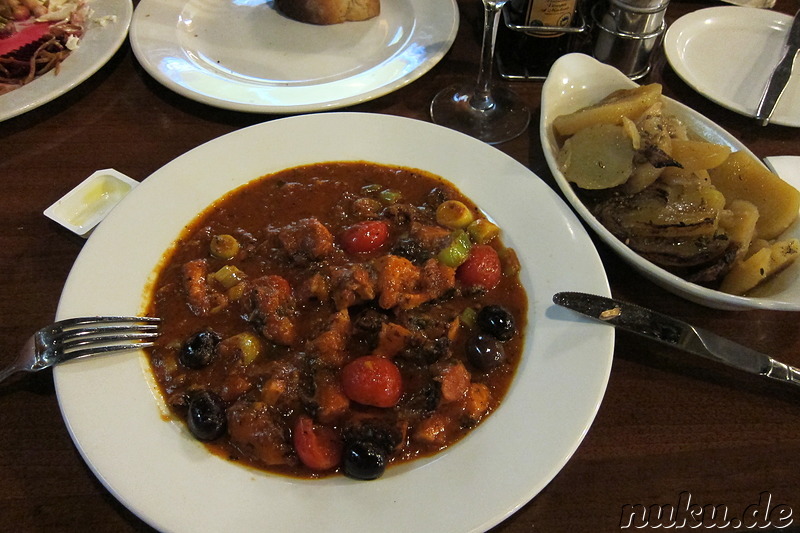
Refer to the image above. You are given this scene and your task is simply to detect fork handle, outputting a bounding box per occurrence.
[0,336,36,384]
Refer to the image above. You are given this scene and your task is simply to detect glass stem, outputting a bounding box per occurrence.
[472,1,504,112]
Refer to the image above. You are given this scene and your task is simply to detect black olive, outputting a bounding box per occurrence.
[342,440,387,480]
[180,329,221,369]
[466,333,507,371]
[476,305,516,341]
[186,390,227,441]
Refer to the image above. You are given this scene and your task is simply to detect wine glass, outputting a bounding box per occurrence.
[430,0,530,144]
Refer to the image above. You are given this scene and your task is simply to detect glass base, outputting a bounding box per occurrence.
[430,83,530,145]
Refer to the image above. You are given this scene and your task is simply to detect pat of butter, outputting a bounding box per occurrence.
[44,169,139,237]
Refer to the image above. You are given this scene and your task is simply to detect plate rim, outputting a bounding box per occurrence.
[53,112,614,533]
[541,53,800,311]
[0,0,133,122]
[128,0,459,113]
[663,6,800,128]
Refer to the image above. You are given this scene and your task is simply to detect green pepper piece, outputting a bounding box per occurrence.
[438,230,472,268]
[379,189,402,205]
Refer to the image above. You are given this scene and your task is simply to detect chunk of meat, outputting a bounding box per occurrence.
[247,275,297,346]
[218,373,253,403]
[410,222,451,251]
[181,259,227,316]
[329,264,377,310]
[374,255,420,309]
[464,382,492,420]
[411,413,449,447]
[308,309,351,367]
[383,203,420,226]
[435,361,471,403]
[418,258,456,299]
[297,271,331,302]
[312,371,351,424]
[373,322,412,358]
[278,217,334,261]
[259,359,303,411]
[374,255,456,310]
[227,401,292,466]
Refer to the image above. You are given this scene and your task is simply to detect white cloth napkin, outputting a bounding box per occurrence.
[765,156,800,188]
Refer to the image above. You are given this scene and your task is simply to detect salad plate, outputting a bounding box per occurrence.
[0,0,132,122]
[54,112,613,532]
[128,0,458,113]
[663,6,800,128]
[541,53,800,311]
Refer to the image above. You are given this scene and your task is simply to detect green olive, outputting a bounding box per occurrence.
[210,234,240,260]
[436,200,474,229]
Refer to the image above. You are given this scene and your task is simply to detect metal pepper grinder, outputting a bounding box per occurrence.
[591,0,669,79]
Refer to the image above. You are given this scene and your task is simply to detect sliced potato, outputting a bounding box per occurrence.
[553,83,663,137]
[718,199,759,261]
[720,238,800,295]
[636,101,673,155]
[621,116,641,149]
[558,123,635,190]
[648,181,725,234]
[660,166,712,188]
[708,151,800,240]
[747,238,771,257]
[665,113,689,141]
[670,139,731,172]
[621,163,663,194]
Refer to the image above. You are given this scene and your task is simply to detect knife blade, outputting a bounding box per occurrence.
[553,291,800,388]
[754,8,800,126]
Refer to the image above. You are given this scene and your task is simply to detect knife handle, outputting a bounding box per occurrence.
[765,358,800,387]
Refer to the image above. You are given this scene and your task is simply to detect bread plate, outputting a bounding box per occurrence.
[540,53,800,311]
[129,0,458,113]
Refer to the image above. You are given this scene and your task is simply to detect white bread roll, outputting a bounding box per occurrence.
[275,0,380,25]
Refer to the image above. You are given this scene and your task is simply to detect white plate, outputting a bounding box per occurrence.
[664,6,800,127]
[128,0,458,113]
[0,0,132,122]
[541,53,800,311]
[54,112,613,533]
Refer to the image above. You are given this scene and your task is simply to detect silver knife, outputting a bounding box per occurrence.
[754,8,800,126]
[553,291,800,388]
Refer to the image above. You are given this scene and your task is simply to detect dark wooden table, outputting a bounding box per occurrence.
[2,0,799,531]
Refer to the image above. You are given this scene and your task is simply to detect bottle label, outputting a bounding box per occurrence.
[526,0,576,37]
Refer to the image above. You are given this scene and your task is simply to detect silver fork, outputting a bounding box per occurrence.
[2,316,161,383]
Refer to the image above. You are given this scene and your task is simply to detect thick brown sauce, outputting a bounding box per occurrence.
[145,162,527,479]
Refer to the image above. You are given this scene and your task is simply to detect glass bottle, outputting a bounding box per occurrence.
[504,0,579,76]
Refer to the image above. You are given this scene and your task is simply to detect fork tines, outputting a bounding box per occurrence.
[52,316,161,357]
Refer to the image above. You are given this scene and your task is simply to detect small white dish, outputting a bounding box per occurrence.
[0,0,133,122]
[663,6,800,127]
[54,112,613,533]
[44,169,139,237]
[128,0,458,113]
[541,53,800,311]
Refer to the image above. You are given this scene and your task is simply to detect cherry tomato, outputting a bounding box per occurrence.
[340,220,389,254]
[293,416,343,471]
[456,244,502,290]
[341,355,403,408]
